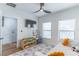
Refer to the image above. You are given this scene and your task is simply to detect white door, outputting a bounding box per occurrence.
[2,17,17,45]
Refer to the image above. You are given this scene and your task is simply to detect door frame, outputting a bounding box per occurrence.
[2,16,18,48]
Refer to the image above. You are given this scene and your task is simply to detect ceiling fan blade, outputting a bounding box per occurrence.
[43,10,51,13]
[33,9,41,13]
[33,3,44,13]
[6,3,16,8]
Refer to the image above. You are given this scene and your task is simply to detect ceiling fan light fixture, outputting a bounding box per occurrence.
[40,9,43,12]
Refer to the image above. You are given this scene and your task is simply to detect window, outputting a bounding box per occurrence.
[58,19,75,40]
[42,22,51,39]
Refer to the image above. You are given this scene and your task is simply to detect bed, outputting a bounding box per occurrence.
[49,43,78,56]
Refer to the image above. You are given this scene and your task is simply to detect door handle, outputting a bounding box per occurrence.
[0,38,4,40]
[12,32,15,33]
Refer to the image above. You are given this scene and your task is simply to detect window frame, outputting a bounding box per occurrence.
[58,19,76,40]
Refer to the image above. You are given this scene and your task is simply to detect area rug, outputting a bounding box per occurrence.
[10,44,54,56]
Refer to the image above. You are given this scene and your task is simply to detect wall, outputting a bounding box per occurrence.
[0,4,37,47]
[38,5,79,45]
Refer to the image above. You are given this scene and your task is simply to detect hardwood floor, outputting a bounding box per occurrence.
[2,42,22,56]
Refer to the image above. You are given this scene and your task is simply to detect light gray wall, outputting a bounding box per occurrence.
[38,5,79,45]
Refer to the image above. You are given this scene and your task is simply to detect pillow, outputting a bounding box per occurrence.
[48,51,64,56]
[62,38,70,46]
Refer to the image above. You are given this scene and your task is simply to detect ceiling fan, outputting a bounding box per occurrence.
[34,3,51,13]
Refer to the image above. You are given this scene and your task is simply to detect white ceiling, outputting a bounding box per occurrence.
[4,3,79,17]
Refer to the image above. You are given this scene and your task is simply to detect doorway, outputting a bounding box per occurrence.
[2,16,17,56]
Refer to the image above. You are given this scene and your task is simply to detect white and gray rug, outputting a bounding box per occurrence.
[10,44,54,56]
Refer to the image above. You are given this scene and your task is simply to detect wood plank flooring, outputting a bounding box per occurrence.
[2,42,22,56]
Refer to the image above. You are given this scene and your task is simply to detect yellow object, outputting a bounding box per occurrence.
[20,37,37,49]
[48,51,64,56]
[62,38,70,46]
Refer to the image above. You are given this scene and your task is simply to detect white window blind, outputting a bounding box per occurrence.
[58,19,75,40]
[42,22,51,39]
[59,20,75,31]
